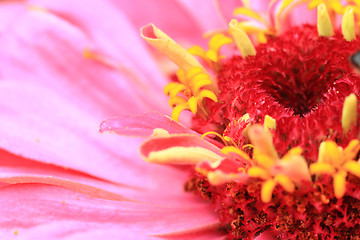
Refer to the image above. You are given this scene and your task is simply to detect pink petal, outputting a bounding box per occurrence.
[0,184,220,238]
[214,0,271,24]
[0,81,184,190]
[0,146,219,205]
[108,0,206,45]
[174,0,225,32]
[0,2,170,116]
[100,112,195,137]
[0,1,26,33]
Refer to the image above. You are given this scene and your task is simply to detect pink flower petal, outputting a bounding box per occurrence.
[0,2,170,116]
[0,147,218,205]
[108,0,206,45]
[0,1,26,33]
[100,112,195,137]
[174,0,225,32]
[0,184,220,238]
[0,81,185,191]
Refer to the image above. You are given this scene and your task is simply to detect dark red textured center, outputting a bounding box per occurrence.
[192,24,360,161]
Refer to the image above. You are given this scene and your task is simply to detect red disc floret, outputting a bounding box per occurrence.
[192,25,360,162]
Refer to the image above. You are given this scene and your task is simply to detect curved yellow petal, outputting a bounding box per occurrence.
[187,96,198,114]
[171,104,188,121]
[309,162,336,175]
[248,166,271,179]
[198,90,218,102]
[208,34,233,52]
[343,161,360,178]
[261,179,276,203]
[333,171,347,199]
[274,174,295,193]
[233,7,267,24]
[187,45,206,58]
[221,146,250,160]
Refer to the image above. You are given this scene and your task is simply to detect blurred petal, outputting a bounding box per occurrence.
[0,81,186,191]
[0,184,220,238]
[100,112,195,137]
[108,0,206,45]
[0,1,170,117]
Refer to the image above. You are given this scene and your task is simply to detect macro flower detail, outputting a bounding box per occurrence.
[104,1,360,239]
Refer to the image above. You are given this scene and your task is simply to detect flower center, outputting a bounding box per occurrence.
[218,25,357,117]
[190,24,360,161]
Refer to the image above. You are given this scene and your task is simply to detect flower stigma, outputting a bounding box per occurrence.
[140,1,360,239]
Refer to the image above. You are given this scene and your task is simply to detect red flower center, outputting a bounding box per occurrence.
[193,25,360,161]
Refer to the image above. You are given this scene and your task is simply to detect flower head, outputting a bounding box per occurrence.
[106,0,360,238]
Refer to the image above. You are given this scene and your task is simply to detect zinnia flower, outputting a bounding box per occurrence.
[2,0,360,239]
[104,0,360,239]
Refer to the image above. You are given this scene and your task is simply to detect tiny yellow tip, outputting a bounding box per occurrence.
[342,6,356,42]
[317,3,334,37]
[342,93,357,133]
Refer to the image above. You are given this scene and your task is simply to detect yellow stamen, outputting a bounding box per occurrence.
[165,67,217,121]
[202,131,227,144]
[273,0,298,31]
[274,174,295,193]
[208,34,233,53]
[343,139,360,160]
[221,146,251,160]
[317,3,334,37]
[233,7,267,24]
[188,33,232,71]
[197,90,218,102]
[254,152,276,169]
[281,147,303,161]
[323,141,342,165]
[248,167,272,179]
[248,125,279,160]
[342,6,356,42]
[342,93,357,133]
[309,162,336,175]
[317,141,327,163]
[264,115,276,131]
[146,146,223,165]
[343,161,360,178]
[229,19,256,57]
[333,170,347,199]
[187,96,198,114]
[168,96,187,107]
[171,104,188,122]
[261,179,276,203]
[141,24,203,71]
